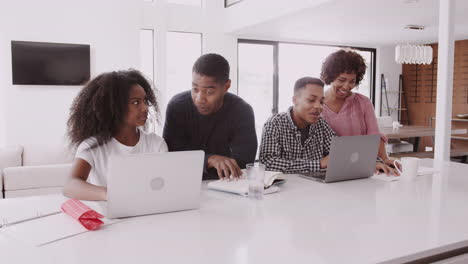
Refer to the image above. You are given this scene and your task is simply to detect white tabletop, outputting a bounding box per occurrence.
[2,159,468,264]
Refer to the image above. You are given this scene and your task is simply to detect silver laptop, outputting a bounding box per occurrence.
[298,135,380,183]
[106,150,204,219]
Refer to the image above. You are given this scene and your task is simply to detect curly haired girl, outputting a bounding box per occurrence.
[63,70,167,201]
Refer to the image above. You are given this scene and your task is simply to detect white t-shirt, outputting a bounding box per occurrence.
[75,130,168,187]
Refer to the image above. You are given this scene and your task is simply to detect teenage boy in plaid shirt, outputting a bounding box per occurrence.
[259,77,336,174]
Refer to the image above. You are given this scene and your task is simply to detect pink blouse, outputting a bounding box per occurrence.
[321,93,387,142]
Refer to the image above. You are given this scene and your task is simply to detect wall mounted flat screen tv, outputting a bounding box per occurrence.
[11,41,90,85]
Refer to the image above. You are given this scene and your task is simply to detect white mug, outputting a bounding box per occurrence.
[394,157,420,181]
[392,121,401,130]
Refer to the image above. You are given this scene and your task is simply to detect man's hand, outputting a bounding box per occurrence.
[207,155,243,179]
[320,156,329,169]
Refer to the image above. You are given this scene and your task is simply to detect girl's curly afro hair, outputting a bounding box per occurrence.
[67,69,159,149]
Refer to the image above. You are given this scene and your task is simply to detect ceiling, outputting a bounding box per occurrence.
[233,0,468,47]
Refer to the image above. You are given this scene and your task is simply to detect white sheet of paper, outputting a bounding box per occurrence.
[0,200,121,247]
[0,195,67,226]
[0,213,120,246]
[371,166,439,182]
[207,179,281,196]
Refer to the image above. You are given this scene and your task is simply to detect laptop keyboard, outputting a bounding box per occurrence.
[303,171,326,180]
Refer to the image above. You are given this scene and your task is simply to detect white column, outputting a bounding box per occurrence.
[434,0,455,165]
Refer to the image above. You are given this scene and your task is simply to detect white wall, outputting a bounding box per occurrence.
[376,46,403,121]
[0,0,239,149]
[0,35,7,147]
[0,0,140,155]
[224,0,330,33]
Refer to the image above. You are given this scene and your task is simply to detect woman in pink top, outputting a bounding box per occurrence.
[320,49,399,175]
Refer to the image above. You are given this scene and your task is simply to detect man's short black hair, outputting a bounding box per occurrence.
[294,77,324,94]
[192,53,230,84]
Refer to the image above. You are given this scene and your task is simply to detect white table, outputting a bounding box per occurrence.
[2,159,468,264]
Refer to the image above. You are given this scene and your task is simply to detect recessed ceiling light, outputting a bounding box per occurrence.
[402,0,419,3]
[405,25,425,30]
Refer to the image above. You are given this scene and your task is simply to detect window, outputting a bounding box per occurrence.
[238,39,376,135]
[139,29,155,83]
[353,49,374,101]
[278,44,338,112]
[166,31,202,101]
[238,42,276,143]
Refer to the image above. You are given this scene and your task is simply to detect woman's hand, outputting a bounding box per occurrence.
[375,162,400,176]
[382,157,402,171]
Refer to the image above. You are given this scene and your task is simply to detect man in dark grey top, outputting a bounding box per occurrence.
[163,53,257,180]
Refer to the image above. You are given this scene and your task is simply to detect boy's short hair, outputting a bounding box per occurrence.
[294,77,324,94]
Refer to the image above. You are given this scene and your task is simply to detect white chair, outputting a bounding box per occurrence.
[376,116,414,154]
[376,116,393,128]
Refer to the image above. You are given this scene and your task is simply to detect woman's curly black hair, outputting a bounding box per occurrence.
[320,49,367,86]
[67,69,159,149]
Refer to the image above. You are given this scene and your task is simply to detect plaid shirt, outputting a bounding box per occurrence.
[259,107,336,174]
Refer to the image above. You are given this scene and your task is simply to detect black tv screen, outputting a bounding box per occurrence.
[11,41,90,85]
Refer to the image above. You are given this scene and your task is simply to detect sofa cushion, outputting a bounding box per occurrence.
[22,144,74,166]
[5,187,64,198]
[3,163,72,191]
[0,146,23,168]
[0,146,24,195]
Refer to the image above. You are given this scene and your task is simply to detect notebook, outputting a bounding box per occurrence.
[207,170,286,196]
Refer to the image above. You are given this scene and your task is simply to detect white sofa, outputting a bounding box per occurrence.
[0,146,23,198]
[0,145,73,198]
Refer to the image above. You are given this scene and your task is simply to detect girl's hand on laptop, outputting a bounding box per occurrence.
[101,187,108,201]
[207,155,243,180]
